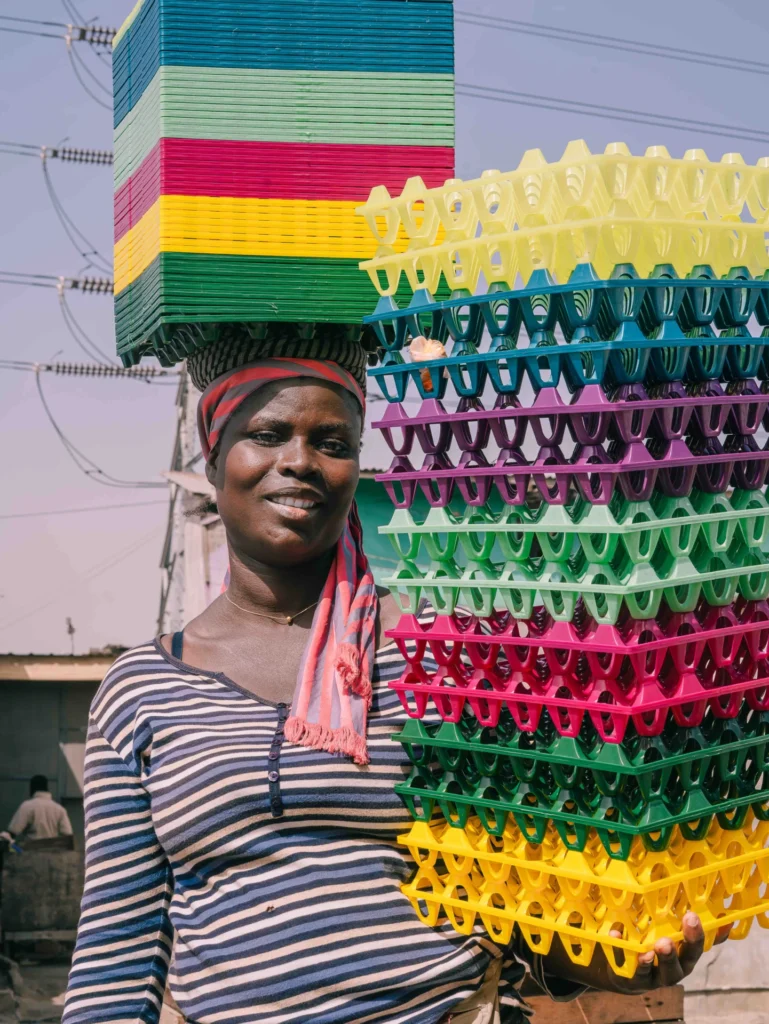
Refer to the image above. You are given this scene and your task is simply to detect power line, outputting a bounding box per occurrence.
[0,141,113,164]
[43,159,113,275]
[0,16,116,46]
[454,11,769,78]
[0,25,64,41]
[66,44,112,109]
[34,368,168,490]
[455,82,769,146]
[57,290,116,364]
[0,271,113,293]
[0,358,179,380]
[0,525,164,635]
[0,499,168,521]
[0,15,69,29]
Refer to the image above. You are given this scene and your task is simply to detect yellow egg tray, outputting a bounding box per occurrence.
[358,215,769,296]
[400,818,769,977]
[114,195,419,294]
[357,141,769,250]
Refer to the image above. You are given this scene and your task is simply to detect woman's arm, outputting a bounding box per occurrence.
[62,718,173,1024]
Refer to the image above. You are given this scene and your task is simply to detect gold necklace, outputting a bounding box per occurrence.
[223,589,319,626]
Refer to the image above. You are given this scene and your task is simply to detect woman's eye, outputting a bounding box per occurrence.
[318,439,352,456]
[249,431,282,444]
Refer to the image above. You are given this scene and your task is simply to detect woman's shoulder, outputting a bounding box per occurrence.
[89,638,186,738]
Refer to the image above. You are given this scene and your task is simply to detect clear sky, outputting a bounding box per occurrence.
[1,0,767,654]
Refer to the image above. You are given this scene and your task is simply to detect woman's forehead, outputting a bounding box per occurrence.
[232,378,362,426]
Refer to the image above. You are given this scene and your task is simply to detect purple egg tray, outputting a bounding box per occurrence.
[374,383,769,454]
[377,436,769,507]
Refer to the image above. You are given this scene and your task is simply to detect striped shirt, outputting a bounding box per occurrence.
[62,633,550,1024]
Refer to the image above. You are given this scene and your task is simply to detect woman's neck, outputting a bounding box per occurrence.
[224,546,333,617]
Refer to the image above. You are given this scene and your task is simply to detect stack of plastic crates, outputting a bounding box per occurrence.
[111,0,455,368]
[358,140,769,976]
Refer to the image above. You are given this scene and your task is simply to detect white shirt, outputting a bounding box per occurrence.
[8,791,73,840]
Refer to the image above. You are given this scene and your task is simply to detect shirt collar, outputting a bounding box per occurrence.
[33,791,53,800]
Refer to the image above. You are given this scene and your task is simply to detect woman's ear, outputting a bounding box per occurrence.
[204,456,218,487]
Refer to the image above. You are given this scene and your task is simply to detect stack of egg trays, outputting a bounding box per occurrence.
[112,0,456,367]
[360,142,769,970]
[398,815,769,978]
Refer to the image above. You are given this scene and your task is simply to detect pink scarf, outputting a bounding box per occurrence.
[198,358,376,765]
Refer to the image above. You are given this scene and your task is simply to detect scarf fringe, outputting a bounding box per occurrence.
[285,715,370,766]
[336,643,373,706]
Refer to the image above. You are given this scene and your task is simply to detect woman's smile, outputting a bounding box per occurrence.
[264,491,325,519]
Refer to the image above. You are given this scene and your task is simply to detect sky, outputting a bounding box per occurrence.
[1,0,768,654]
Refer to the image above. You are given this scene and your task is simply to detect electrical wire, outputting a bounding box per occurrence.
[0,140,113,164]
[0,360,180,389]
[0,271,113,292]
[42,157,112,274]
[454,11,769,78]
[0,25,64,40]
[61,0,87,24]
[34,368,167,489]
[0,499,168,520]
[0,525,165,635]
[455,82,769,146]
[0,357,178,378]
[68,35,111,94]
[0,141,41,159]
[0,15,115,46]
[66,42,112,110]
[0,15,68,29]
[57,289,114,365]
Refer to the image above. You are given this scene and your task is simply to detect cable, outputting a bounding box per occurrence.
[0,15,68,29]
[0,16,116,46]
[60,0,87,24]
[454,11,769,78]
[43,158,112,274]
[455,82,769,146]
[0,272,113,293]
[0,25,63,40]
[0,140,113,164]
[0,358,179,379]
[66,44,112,110]
[0,499,168,520]
[0,525,165,635]
[67,36,111,95]
[57,289,114,365]
[35,368,167,489]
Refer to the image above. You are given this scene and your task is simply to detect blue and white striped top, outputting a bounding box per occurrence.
[61,633,556,1024]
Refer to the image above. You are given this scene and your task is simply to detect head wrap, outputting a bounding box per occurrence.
[198,358,375,766]
[187,324,371,394]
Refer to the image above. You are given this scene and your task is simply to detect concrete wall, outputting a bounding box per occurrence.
[0,679,99,846]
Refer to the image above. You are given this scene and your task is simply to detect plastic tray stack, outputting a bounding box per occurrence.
[359,141,769,972]
[112,0,456,367]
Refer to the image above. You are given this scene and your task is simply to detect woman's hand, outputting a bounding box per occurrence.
[539,913,728,995]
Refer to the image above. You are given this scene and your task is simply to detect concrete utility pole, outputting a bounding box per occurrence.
[157,368,198,635]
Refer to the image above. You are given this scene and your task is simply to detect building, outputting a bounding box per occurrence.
[0,650,122,844]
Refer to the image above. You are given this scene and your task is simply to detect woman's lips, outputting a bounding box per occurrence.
[265,495,323,520]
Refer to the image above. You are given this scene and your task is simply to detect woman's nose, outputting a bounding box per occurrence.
[275,437,316,476]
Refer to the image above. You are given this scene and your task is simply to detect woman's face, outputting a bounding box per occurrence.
[207,379,362,567]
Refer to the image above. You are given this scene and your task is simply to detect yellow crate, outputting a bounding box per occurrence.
[357,140,769,250]
[400,817,769,977]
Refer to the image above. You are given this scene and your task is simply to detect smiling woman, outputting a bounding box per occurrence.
[61,337,710,1024]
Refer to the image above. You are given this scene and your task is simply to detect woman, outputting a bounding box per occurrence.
[62,337,708,1024]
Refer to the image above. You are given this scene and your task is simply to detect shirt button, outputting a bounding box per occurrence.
[268,751,279,761]
[268,770,280,782]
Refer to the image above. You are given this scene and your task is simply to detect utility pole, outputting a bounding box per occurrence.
[158,368,197,634]
[65,617,75,655]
